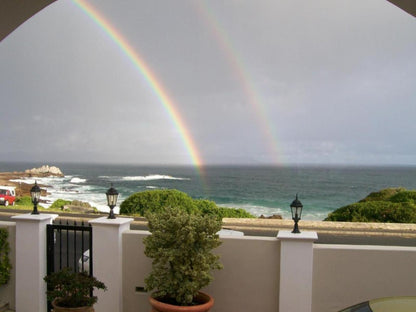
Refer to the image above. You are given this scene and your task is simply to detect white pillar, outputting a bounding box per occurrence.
[11,213,58,312]
[89,217,133,312]
[277,230,318,312]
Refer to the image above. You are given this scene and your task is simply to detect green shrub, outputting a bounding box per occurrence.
[326,201,416,223]
[218,207,255,218]
[120,189,197,216]
[0,228,11,286]
[144,206,222,306]
[120,189,255,218]
[358,188,405,202]
[50,199,72,209]
[389,191,416,204]
[196,199,221,217]
[325,188,416,223]
[44,267,106,308]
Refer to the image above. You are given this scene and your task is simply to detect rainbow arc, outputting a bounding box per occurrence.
[193,1,283,164]
[72,0,203,170]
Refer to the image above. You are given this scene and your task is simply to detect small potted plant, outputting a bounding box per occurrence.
[44,267,107,312]
[144,206,223,312]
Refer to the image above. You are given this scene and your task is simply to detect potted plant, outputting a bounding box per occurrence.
[144,206,223,312]
[44,267,107,312]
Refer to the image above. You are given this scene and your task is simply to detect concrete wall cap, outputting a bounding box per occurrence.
[277,230,318,241]
[11,213,58,221]
[89,216,134,226]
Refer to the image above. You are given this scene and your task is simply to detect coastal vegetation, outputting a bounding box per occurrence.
[0,228,11,285]
[49,199,72,209]
[10,196,47,211]
[120,189,255,218]
[6,190,251,218]
[325,188,416,223]
[11,196,97,214]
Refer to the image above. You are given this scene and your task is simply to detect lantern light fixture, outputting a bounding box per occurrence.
[106,184,119,219]
[290,194,303,234]
[30,181,41,215]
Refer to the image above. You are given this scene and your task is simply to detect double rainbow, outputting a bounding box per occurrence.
[72,0,203,169]
[193,1,283,164]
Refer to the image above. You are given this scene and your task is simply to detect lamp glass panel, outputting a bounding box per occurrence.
[296,206,303,218]
[291,206,303,219]
[30,185,41,202]
[107,193,118,206]
[31,191,40,201]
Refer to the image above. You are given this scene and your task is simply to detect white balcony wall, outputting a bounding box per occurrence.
[3,218,416,312]
[122,230,280,312]
[312,244,416,312]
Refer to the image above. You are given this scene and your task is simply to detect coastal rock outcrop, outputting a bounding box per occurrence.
[0,165,64,197]
[25,165,64,177]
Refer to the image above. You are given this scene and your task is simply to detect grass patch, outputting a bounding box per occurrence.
[5,196,97,214]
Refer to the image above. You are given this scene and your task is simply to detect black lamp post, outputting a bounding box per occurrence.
[106,184,119,219]
[30,181,41,215]
[290,194,303,233]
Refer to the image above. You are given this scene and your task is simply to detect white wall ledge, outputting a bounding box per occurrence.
[277,230,318,241]
[11,213,58,222]
[89,216,134,226]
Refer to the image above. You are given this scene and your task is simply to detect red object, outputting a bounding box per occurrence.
[0,187,15,206]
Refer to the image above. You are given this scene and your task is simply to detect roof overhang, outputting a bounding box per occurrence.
[388,0,416,17]
[0,0,57,42]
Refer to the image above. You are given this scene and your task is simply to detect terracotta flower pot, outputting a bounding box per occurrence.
[149,292,214,312]
[51,299,95,312]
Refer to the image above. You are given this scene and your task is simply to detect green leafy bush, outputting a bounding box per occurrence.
[120,189,197,215]
[0,228,11,286]
[49,199,72,209]
[325,188,416,223]
[120,189,255,218]
[218,207,254,218]
[389,191,416,204]
[144,206,222,306]
[358,188,405,203]
[44,267,106,308]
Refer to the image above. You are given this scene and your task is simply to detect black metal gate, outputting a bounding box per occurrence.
[47,219,93,275]
[46,219,93,310]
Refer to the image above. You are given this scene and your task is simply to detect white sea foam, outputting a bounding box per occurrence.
[9,175,109,212]
[70,177,87,183]
[98,174,189,182]
[122,175,190,181]
[10,178,36,184]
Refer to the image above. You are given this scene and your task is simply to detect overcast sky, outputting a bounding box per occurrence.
[1,0,415,166]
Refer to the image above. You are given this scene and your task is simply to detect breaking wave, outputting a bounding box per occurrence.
[121,175,190,181]
[70,177,86,183]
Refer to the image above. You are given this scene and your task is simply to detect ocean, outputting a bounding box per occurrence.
[1,162,416,221]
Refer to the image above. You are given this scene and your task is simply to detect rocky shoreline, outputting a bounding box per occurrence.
[0,165,63,197]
